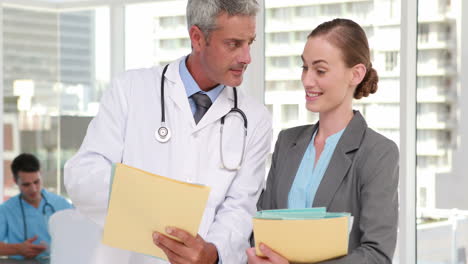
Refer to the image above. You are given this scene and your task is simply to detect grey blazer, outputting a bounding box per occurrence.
[257,111,399,264]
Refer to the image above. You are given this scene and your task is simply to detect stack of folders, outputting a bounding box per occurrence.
[253,208,351,263]
[102,163,211,261]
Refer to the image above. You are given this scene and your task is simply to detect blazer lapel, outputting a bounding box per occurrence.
[312,145,352,207]
[277,124,317,209]
[313,111,367,208]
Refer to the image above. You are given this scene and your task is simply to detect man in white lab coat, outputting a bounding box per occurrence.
[64,0,272,263]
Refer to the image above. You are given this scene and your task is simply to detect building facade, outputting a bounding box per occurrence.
[148,0,458,210]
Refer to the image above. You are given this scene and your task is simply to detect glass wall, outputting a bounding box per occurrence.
[264,0,401,261]
[3,0,468,262]
[265,0,401,146]
[125,0,189,70]
[416,0,468,263]
[2,5,110,200]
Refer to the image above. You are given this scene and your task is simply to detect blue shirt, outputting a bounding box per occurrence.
[0,189,73,259]
[288,128,345,209]
[179,56,225,114]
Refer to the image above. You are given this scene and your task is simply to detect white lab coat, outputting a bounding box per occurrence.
[64,57,272,264]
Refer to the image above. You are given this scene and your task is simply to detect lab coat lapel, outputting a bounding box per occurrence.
[193,87,233,133]
[163,58,234,131]
[164,58,198,127]
[312,111,366,208]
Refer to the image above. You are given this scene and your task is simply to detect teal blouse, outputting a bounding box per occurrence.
[288,128,345,208]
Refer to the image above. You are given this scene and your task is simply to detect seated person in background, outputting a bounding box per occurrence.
[247,18,399,264]
[0,153,73,259]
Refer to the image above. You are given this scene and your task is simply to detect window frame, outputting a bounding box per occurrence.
[399,0,417,263]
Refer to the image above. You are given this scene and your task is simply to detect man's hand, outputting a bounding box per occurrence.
[153,227,218,264]
[246,244,289,264]
[16,235,47,259]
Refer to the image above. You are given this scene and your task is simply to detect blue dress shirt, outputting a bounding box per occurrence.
[180,56,226,264]
[0,189,73,259]
[288,128,345,209]
[179,56,225,114]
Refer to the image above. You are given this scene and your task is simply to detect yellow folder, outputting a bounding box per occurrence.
[253,210,349,263]
[102,163,211,260]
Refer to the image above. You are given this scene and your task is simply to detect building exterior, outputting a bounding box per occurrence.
[148,0,458,211]
[3,8,95,114]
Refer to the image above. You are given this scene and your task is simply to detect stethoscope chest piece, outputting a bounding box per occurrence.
[155,123,171,143]
[154,62,247,169]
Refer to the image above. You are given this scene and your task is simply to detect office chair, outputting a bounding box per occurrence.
[48,208,131,264]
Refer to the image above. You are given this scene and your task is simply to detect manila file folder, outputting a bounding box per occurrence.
[253,209,349,263]
[102,163,211,260]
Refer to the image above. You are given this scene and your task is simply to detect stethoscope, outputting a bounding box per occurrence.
[154,64,248,171]
[19,191,56,241]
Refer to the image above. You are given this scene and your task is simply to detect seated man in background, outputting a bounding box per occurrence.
[0,153,73,259]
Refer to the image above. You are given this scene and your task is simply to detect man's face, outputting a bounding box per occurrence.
[195,13,256,88]
[16,171,42,205]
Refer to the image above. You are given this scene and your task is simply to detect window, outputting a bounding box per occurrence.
[265,104,273,115]
[344,2,371,20]
[281,104,298,123]
[159,16,185,29]
[418,23,430,43]
[417,0,466,263]
[438,24,451,42]
[385,51,399,72]
[306,111,318,124]
[159,38,190,50]
[439,0,451,13]
[294,31,309,43]
[267,8,292,21]
[125,1,189,69]
[419,187,427,208]
[266,80,301,92]
[268,56,290,69]
[320,4,342,17]
[294,6,319,18]
[269,32,290,44]
[439,50,452,68]
[389,0,400,19]
[2,6,110,198]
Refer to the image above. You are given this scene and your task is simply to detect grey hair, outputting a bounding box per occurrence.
[186,0,259,38]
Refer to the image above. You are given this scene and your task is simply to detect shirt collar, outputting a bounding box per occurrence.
[17,189,46,209]
[312,127,346,145]
[179,55,225,102]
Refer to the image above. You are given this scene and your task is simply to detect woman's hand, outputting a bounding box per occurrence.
[246,243,289,264]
